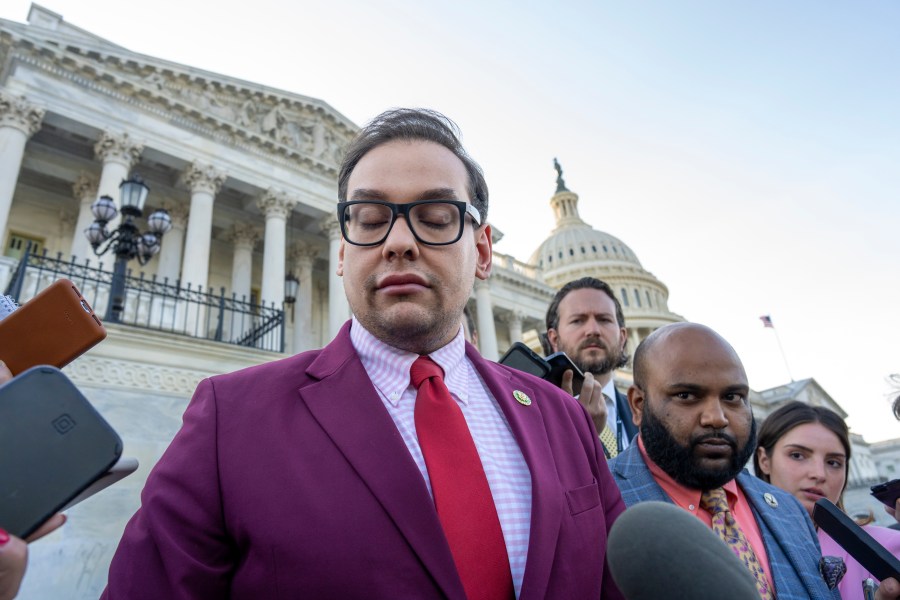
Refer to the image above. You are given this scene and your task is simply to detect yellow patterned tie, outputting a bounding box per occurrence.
[700,488,774,600]
[598,393,618,458]
[598,425,618,458]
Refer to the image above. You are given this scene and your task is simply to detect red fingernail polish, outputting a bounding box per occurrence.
[0,528,9,544]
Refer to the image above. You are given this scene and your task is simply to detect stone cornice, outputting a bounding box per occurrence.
[2,30,355,179]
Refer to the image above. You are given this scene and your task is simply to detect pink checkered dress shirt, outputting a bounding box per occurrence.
[350,318,532,597]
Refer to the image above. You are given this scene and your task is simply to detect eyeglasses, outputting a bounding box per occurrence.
[338,200,482,247]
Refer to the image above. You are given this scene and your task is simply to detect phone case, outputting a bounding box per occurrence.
[870,478,900,508]
[499,342,551,379]
[0,366,122,538]
[545,352,585,389]
[0,279,106,375]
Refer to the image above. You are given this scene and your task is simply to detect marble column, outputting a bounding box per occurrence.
[69,172,99,261]
[93,131,142,231]
[474,279,499,360]
[0,93,44,246]
[179,162,225,291]
[290,242,318,353]
[321,215,348,339]
[226,223,260,302]
[256,189,297,307]
[155,201,189,285]
[503,310,525,345]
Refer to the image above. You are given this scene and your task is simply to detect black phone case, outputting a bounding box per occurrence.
[545,352,585,389]
[870,479,900,508]
[0,366,122,538]
[499,342,551,379]
[812,498,900,582]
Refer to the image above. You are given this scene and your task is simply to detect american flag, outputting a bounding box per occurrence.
[760,315,774,328]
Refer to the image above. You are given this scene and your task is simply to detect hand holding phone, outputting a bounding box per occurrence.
[871,479,900,511]
[499,343,586,389]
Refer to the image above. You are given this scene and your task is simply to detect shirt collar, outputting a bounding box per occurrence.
[637,435,741,512]
[349,317,470,407]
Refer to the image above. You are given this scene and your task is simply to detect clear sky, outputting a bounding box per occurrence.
[4,1,899,442]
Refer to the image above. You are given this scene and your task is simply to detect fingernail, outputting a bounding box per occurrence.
[0,528,9,544]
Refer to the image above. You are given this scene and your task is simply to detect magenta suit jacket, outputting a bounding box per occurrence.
[102,323,625,599]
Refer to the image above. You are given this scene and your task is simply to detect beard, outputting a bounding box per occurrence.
[565,336,625,377]
[640,400,757,490]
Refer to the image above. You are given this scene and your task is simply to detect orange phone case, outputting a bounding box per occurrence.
[0,279,107,375]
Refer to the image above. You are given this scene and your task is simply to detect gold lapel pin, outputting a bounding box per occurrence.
[513,390,531,406]
[763,493,778,508]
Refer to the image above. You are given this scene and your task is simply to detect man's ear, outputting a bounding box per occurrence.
[546,329,560,353]
[627,385,644,427]
[474,224,492,280]
[336,238,345,276]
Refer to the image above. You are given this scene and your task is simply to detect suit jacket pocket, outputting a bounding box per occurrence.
[566,479,600,516]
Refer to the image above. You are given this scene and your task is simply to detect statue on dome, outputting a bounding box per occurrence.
[553,157,568,192]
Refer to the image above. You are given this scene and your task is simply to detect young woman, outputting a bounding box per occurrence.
[755,401,900,599]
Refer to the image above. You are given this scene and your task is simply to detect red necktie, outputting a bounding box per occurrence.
[411,356,514,600]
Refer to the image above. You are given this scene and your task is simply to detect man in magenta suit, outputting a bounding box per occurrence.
[102,109,625,599]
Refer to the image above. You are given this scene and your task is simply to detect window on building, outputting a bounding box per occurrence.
[4,232,44,260]
[569,248,574,256]
[634,289,641,307]
[620,288,629,307]
[646,290,652,307]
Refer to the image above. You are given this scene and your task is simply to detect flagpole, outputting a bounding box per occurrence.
[761,315,795,382]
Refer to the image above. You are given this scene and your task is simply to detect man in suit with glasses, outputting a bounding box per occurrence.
[103,108,625,600]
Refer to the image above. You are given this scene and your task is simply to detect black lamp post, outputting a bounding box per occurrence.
[84,175,172,322]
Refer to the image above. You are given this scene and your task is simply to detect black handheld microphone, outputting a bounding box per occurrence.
[607,501,760,600]
[813,498,900,583]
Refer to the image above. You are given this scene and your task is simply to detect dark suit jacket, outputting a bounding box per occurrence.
[613,387,637,449]
[609,443,839,600]
[102,322,626,599]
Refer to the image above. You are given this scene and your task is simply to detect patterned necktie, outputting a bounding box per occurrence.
[411,356,513,600]
[598,393,618,458]
[700,488,775,600]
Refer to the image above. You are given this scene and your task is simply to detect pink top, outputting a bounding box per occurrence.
[818,523,900,599]
[638,436,775,592]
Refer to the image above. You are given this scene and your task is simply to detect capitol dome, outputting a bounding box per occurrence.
[528,163,683,345]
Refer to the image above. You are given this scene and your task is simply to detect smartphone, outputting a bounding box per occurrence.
[0,278,106,375]
[545,351,585,391]
[0,366,123,538]
[871,478,900,509]
[812,498,900,583]
[59,456,139,512]
[499,342,550,379]
[499,342,585,389]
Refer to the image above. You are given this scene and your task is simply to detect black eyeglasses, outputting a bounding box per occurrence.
[337,200,482,247]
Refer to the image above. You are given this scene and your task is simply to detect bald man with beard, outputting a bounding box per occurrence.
[609,323,839,600]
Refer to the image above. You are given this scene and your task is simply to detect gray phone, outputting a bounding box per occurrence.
[0,366,122,538]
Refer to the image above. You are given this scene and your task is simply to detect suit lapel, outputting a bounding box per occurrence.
[738,473,831,599]
[610,443,673,506]
[299,327,464,600]
[469,349,564,600]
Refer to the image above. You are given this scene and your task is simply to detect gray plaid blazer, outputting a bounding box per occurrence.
[609,442,840,600]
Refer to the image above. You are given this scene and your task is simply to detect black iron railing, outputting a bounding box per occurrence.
[5,246,285,352]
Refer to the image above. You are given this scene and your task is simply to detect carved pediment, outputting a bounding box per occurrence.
[0,18,357,175]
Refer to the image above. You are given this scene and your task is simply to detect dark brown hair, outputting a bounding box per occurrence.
[754,401,851,498]
[337,108,488,223]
